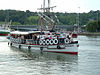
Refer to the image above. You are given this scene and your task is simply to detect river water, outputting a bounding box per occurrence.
[0,36,100,75]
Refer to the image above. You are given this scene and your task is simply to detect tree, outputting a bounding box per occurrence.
[86,20,99,32]
[27,16,39,25]
[0,9,100,25]
[11,22,21,25]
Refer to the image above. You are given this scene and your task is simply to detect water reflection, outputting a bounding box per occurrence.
[10,47,78,75]
[10,47,78,61]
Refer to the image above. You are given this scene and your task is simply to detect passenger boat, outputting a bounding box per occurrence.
[0,29,10,36]
[8,0,79,55]
[0,25,10,36]
[9,30,79,54]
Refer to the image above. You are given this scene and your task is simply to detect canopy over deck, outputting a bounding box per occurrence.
[10,31,41,35]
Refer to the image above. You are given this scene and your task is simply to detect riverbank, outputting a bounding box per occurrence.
[78,32,100,36]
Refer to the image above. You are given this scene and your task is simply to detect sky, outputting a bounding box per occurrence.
[0,0,100,13]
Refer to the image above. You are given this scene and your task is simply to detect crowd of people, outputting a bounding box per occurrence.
[10,31,74,45]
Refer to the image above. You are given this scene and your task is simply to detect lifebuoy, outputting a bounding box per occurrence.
[45,39,50,45]
[49,39,54,45]
[65,38,68,43]
[53,39,58,44]
[43,40,45,45]
[39,40,43,45]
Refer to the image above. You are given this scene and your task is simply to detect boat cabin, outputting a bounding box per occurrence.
[10,30,76,46]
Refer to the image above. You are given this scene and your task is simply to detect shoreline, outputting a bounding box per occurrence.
[78,32,100,36]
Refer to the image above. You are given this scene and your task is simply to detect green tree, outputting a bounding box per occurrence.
[86,20,99,32]
[11,22,21,25]
[27,16,39,25]
[0,9,100,26]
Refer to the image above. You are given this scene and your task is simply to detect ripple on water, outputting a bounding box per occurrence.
[0,36,100,75]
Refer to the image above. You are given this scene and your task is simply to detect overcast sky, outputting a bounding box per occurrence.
[0,0,100,13]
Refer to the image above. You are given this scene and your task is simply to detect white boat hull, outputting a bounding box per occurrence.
[9,42,78,55]
[43,44,78,54]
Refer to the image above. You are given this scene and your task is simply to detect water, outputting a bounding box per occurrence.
[0,36,100,75]
[78,36,100,75]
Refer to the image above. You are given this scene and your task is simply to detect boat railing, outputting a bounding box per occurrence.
[26,39,37,45]
[10,37,72,45]
[10,37,39,45]
[10,37,22,44]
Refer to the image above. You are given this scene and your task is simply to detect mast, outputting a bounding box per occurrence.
[43,0,45,12]
[48,0,50,12]
[38,0,56,31]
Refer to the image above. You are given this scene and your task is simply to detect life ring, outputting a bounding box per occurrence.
[53,39,58,44]
[45,39,50,45]
[42,40,45,45]
[39,40,43,45]
[49,39,54,45]
[65,38,68,43]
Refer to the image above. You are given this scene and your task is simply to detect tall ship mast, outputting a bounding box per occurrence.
[38,0,57,31]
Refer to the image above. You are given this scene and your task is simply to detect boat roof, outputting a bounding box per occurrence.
[10,31,29,35]
[10,31,41,35]
[29,31,41,34]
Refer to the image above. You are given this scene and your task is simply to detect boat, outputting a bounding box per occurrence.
[9,30,79,54]
[8,0,79,55]
[0,24,10,36]
[72,31,78,38]
[0,30,10,36]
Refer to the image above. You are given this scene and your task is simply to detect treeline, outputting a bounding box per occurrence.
[86,20,100,32]
[0,10,100,26]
